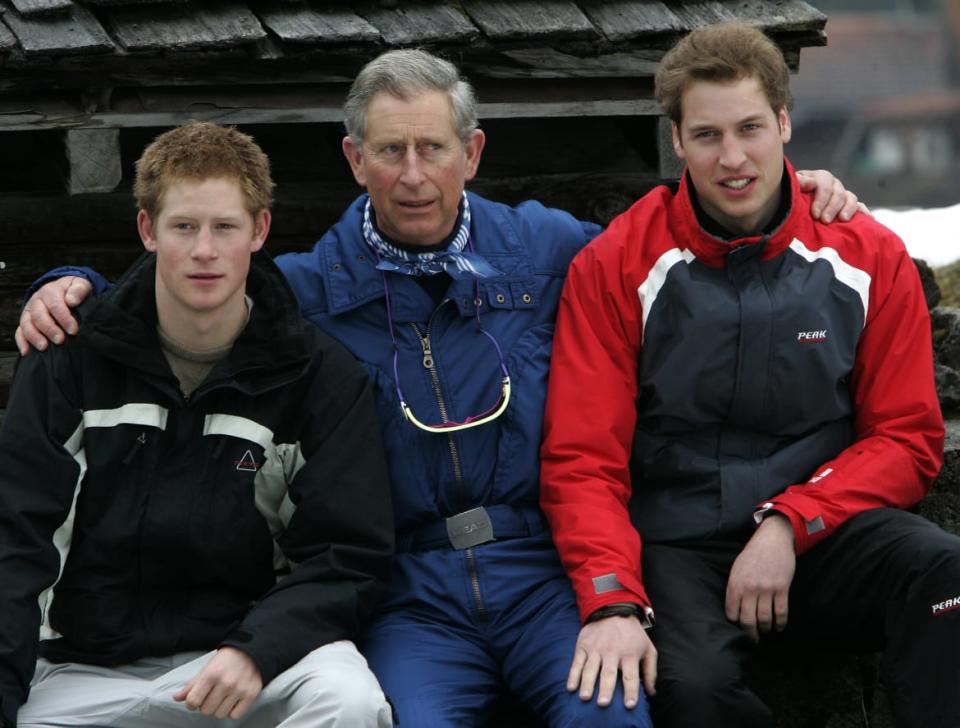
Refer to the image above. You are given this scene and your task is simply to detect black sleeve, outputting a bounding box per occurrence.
[0,347,84,726]
[219,339,393,683]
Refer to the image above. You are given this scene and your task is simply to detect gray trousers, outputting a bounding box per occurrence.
[18,641,392,728]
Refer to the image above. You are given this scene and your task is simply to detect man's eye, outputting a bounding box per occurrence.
[216,223,236,231]
[742,123,761,132]
[380,144,403,155]
[174,223,193,230]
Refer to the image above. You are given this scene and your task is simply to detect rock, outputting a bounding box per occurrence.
[929,308,960,412]
[935,364,960,413]
[915,258,942,309]
[931,307,960,369]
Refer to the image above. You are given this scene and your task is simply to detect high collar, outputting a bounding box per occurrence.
[79,250,311,394]
[673,157,807,268]
[321,192,537,322]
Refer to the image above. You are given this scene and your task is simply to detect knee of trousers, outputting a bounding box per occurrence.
[284,652,393,728]
[653,650,768,726]
[548,693,653,728]
[289,662,391,727]
[903,540,960,610]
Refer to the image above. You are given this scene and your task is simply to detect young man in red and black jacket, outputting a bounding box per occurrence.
[541,22,956,728]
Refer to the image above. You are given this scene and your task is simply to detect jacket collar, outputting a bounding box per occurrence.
[80,250,311,393]
[322,192,537,322]
[673,157,807,268]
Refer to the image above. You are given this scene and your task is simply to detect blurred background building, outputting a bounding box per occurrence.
[790,0,960,208]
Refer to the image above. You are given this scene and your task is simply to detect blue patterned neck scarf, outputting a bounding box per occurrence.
[362,193,500,279]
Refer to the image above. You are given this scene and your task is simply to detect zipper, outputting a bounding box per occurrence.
[409,317,486,618]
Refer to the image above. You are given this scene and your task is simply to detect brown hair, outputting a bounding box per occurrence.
[134,121,274,219]
[655,23,792,125]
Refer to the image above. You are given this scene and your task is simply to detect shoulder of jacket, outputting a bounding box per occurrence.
[468,192,597,269]
[575,185,681,269]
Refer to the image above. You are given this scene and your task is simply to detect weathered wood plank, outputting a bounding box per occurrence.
[257,4,380,44]
[667,1,740,29]
[68,128,122,194]
[667,0,826,33]
[0,17,19,50]
[359,2,478,45]
[581,1,684,42]
[9,0,72,17]
[0,97,662,131]
[462,0,597,42]
[105,4,267,52]
[1,2,114,55]
[723,0,827,32]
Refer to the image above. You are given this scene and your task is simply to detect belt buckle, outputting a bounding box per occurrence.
[446,507,495,550]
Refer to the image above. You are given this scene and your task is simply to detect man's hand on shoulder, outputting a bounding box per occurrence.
[725,513,796,642]
[796,169,870,224]
[173,646,263,720]
[568,610,657,710]
[16,276,92,356]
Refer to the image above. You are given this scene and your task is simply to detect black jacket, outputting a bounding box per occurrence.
[0,251,393,727]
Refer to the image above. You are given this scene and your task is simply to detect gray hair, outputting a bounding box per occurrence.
[343,49,479,145]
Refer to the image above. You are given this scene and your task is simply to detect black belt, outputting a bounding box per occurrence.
[395,505,548,553]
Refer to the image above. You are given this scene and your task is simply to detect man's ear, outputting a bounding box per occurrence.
[778,107,792,144]
[137,210,157,252]
[251,209,270,253]
[463,129,486,182]
[671,121,686,160]
[342,136,367,187]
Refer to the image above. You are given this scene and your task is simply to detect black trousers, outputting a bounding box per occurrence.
[644,508,960,728]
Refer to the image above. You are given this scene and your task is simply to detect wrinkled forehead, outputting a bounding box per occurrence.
[363,89,459,140]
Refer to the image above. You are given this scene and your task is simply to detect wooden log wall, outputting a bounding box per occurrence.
[0,113,664,404]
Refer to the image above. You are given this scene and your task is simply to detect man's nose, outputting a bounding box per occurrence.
[399,147,426,186]
[720,136,747,168]
[192,227,218,258]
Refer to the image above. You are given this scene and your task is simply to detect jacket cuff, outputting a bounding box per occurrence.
[754,499,827,554]
[218,635,281,686]
[575,570,652,624]
[587,602,655,628]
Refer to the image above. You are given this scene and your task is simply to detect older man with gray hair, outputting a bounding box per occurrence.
[17,48,859,727]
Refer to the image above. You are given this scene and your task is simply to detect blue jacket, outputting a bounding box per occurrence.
[46,193,599,549]
[277,193,599,537]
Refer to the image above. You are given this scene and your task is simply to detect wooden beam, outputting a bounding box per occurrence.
[68,128,122,195]
[0,97,664,131]
[492,47,661,78]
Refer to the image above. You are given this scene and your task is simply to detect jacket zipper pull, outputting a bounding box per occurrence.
[419,333,434,369]
[123,432,147,464]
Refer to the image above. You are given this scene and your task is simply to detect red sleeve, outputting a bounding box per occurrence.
[762,228,944,554]
[540,216,651,622]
